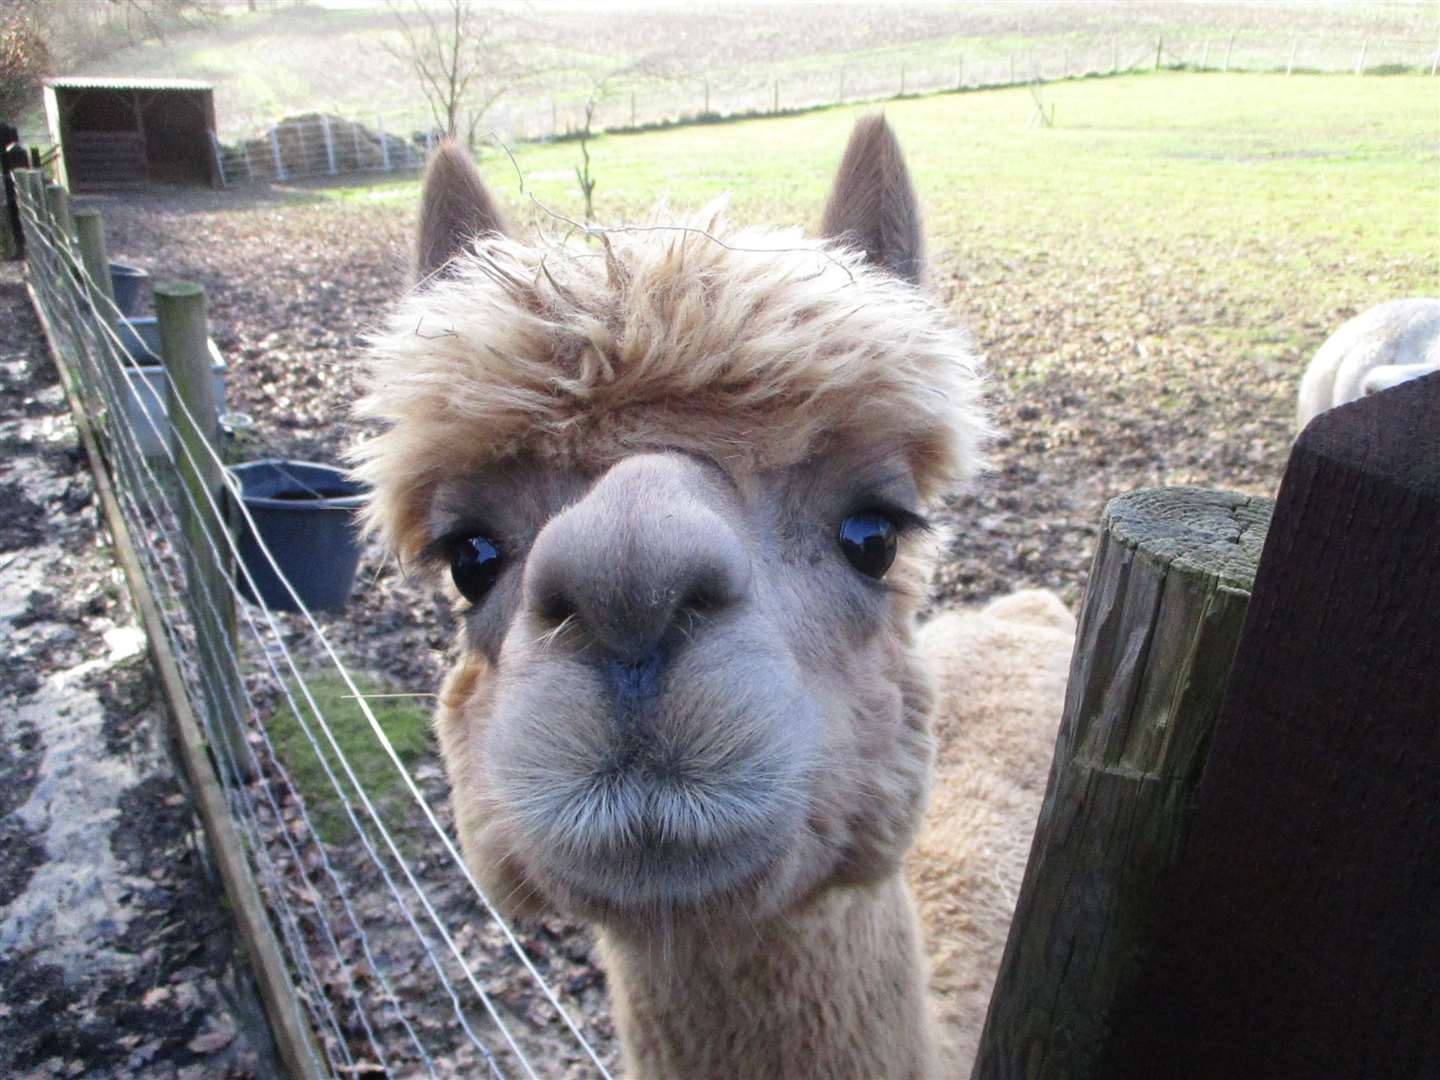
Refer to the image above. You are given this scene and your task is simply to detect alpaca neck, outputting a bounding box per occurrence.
[598,874,936,1080]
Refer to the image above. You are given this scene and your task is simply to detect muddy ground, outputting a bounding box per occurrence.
[0,264,272,1078]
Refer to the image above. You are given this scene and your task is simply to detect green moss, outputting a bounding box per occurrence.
[267,672,434,845]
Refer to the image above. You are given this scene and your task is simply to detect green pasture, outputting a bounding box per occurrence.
[335,71,1439,307]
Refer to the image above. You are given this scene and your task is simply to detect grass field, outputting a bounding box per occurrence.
[338,70,1440,350]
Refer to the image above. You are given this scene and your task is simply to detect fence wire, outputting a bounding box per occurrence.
[14,174,615,1079]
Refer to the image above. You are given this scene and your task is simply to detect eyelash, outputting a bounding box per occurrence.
[855,501,932,536]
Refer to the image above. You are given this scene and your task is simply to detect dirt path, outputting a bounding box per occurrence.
[0,264,272,1079]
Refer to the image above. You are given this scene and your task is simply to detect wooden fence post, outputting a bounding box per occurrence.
[1101,374,1440,1078]
[155,282,246,778]
[957,55,964,89]
[973,487,1272,1079]
[704,78,710,113]
[72,207,115,308]
[377,116,390,170]
[1223,33,1235,72]
[1287,36,1297,74]
[43,182,73,244]
[773,79,779,113]
[1355,39,1368,75]
[1201,40,1209,70]
[1155,36,1163,70]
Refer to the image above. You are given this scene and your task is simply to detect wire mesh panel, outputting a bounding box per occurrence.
[14,174,616,1079]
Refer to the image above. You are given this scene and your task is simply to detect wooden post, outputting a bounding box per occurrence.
[1287,36,1297,74]
[155,281,246,778]
[377,116,390,170]
[1101,374,1440,1078]
[1355,39,1368,75]
[320,114,335,174]
[1155,36,1163,70]
[703,78,710,113]
[72,207,116,308]
[957,55,964,89]
[773,79,779,113]
[43,182,74,244]
[973,487,1273,1080]
[1223,33,1235,73]
[1201,40,1210,70]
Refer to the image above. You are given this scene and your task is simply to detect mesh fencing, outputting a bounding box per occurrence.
[13,172,616,1079]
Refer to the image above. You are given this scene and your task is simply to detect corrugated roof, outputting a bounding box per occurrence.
[46,76,213,92]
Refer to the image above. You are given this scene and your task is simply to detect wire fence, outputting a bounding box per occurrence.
[207,29,1440,187]
[13,171,616,1078]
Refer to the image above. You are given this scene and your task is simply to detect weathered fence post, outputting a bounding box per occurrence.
[1155,36,1163,70]
[1223,32,1235,72]
[72,207,116,308]
[1287,36,1298,74]
[1200,40,1209,70]
[1355,39,1368,75]
[1101,374,1440,1078]
[772,79,779,113]
[377,116,390,170]
[155,282,246,777]
[703,78,710,113]
[43,182,74,245]
[972,487,1272,1079]
[268,124,286,182]
[957,56,964,89]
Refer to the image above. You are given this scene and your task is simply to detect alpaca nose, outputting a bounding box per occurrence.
[524,454,751,662]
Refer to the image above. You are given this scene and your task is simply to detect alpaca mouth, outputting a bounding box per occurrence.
[516,769,797,915]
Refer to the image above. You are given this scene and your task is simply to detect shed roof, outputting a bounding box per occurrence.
[46,76,213,93]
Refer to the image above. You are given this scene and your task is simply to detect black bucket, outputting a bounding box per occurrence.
[229,460,366,613]
[109,261,149,318]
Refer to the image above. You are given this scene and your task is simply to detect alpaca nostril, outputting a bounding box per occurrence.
[538,588,579,630]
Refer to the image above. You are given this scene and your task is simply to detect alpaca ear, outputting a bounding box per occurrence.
[819,115,925,285]
[417,140,512,283]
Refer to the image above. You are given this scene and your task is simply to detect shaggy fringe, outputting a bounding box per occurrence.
[350,211,991,563]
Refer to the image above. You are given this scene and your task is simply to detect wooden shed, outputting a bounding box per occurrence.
[44,77,221,191]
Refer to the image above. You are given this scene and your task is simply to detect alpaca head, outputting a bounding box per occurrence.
[352,118,988,932]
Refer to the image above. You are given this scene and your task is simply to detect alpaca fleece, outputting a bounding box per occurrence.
[351,214,989,565]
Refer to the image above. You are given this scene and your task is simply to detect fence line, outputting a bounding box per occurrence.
[200,29,1440,187]
[14,171,616,1078]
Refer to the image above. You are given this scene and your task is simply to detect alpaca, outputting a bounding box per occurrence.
[352,119,1073,1077]
[1295,297,1440,430]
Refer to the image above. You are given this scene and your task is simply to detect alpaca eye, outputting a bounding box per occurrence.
[450,536,502,601]
[838,513,898,579]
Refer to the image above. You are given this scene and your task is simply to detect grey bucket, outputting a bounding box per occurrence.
[113,317,227,459]
[109,261,149,317]
[229,460,366,613]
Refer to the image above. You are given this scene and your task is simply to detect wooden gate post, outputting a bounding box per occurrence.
[1102,374,1440,1078]
[973,487,1272,1079]
[155,281,247,778]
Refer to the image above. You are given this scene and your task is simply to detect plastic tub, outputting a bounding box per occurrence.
[112,317,227,459]
[108,261,149,317]
[229,460,366,613]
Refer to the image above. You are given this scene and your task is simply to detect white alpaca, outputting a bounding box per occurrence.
[1296,298,1440,430]
[353,121,1073,1078]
